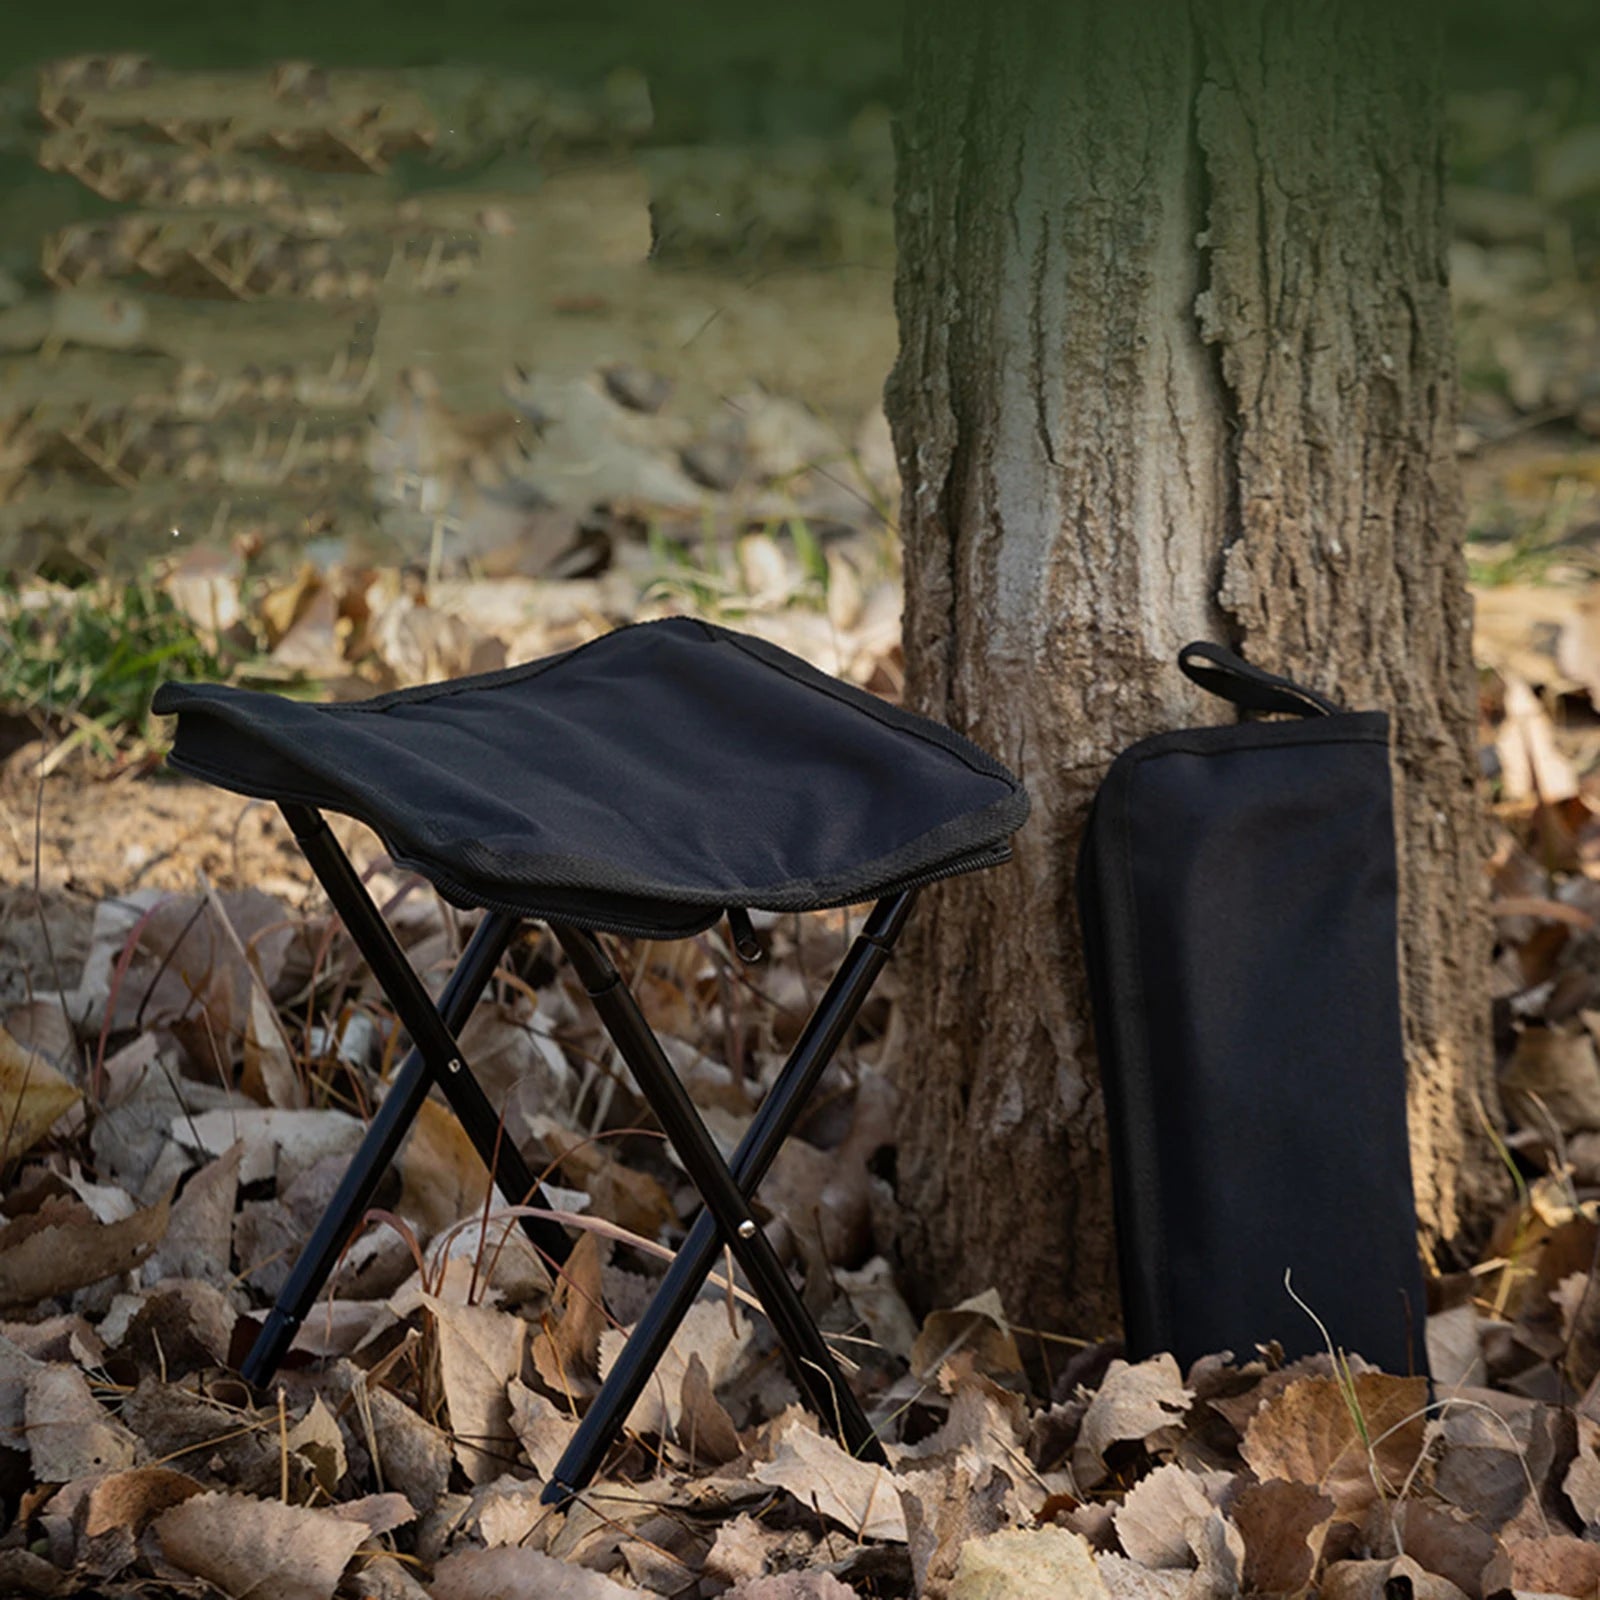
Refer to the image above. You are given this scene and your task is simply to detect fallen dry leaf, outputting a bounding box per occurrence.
[900,1458,1013,1597]
[948,1525,1106,1599]
[727,1576,861,1600]
[286,1395,347,1498]
[328,1492,416,1536]
[1113,1462,1232,1569]
[1558,589,1600,705]
[1481,1532,1600,1596]
[1371,1499,1495,1598]
[118,1377,280,1492]
[26,1364,137,1482]
[398,1097,489,1236]
[0,1549,68,1598]
[1190,1511,1246,1600]
[0,1331,40,1449]
[143,1141,241,1287]
[910,1287,1024,1381]
[172,1105,363,1187]
[1425,1303,1487,1390]
[531,1228,607,1396]
[1567,1414,1600,1529]
[83,1467,204,1537]
[1474,584,1583,691]
[754,1417,907,1542]
[705,1513,782,1588]
[2,1001,76,1074]
[242,979,302,1108]
[152,1491,368,1600]
[350,1554,432,1599]
[106,1278,237,1374]
[467,1478,543,1550]
[90,1035,247,1202]
[1501,1025,1600,1135]
[0,1194,170,1307]
[1320,1554,1471,1600]
[1071,1355,1192,1488]
[424,1293,525,1485]
[1432,1391,1565,1533]
[508,1378,578,1479]
[1239,1373,1428,1519]
[364,1383,453,1513]
[533,1114,676,1239]
[599,1298,751,1437]
[680,1348,743,1467]
[1230,1476,1335,1593]
[898,1363,1026,1467]
[0,1025,80,1162]
[431,1545,640,1599]
[836,1255,919,1361]
[1496,672,1580,802]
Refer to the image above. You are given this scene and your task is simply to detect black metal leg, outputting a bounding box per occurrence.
[544,894,916,1500]
[242,1041,436,1383]
[240,807,570,1388]
[280,805,571,1270]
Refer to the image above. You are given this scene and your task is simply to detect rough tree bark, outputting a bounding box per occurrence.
[885,0,1496,1342]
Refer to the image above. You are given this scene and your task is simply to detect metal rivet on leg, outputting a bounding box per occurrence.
[447,1057,463,1074]
[736,1219,757,1239]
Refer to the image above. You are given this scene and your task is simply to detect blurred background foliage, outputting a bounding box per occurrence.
[0,0,1595,756]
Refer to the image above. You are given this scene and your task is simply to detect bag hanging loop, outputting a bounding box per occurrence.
[1177,641,1344,719]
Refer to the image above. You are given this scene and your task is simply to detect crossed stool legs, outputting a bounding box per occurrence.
[239,802,913,1500]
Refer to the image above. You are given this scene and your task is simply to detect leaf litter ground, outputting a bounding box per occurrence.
[10,588,1600,1600]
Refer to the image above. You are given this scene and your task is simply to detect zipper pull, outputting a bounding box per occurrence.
[726,907,763,963]
[1177,641,1342,719]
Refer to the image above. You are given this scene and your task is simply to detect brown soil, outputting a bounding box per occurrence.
[0,760,386,1008]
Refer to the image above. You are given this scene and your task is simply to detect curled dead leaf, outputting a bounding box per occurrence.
[0,1026,80,1162]
[83,1467,204,1538]
[530,1228,607,1397]
[1113,1462,1232,1570]
[1320,1554,1471,1600]
[911,1287,1023,1381]
[1070,1355,1192,1488]
[680,1348,743,1467]
[0,1194,170,1309]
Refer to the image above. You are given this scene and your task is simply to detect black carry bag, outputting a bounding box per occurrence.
[1076,641,1428,1376]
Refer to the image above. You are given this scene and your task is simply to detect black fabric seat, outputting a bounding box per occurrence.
[152,615,1028,938]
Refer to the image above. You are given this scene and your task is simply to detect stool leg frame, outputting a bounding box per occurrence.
[240,804,571,1387]
[544,892,916,1501]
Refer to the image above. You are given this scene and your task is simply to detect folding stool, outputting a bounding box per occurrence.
[152,615,1028,1499]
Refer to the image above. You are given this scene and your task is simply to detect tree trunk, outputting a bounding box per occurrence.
[885,0,1496,1345]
